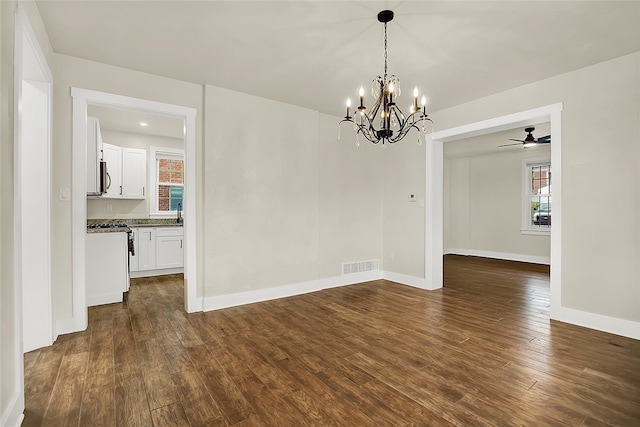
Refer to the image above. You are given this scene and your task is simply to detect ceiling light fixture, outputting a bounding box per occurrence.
[139,121,148,127]
[338,10,433,147]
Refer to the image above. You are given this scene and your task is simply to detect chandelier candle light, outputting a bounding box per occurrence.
[339,10,433,147]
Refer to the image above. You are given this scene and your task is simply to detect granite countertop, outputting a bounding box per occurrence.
[86,227,131,234]
[87,218,183,233]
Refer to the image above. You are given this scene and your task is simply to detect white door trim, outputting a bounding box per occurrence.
[425,103,563,317]
[70,89,199,333]
[10,2,54,425]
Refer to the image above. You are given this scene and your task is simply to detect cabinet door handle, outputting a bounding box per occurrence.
[180,239,183,249]
[149,232,151,241]
[120,185,122,195]
[142,186,145,196]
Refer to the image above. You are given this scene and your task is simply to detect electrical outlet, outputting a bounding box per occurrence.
[106,203,113,212]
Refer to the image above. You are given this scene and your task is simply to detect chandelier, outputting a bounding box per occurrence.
[338,10,433,147]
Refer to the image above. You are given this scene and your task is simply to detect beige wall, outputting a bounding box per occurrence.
[0,0,16,418]
[444,141,551,259]
[87,129,183,219]
[317,112,383,279]
[385,52,640,323]
[382,139,426,278]
[52,53,204,318]
[203,85,383,296]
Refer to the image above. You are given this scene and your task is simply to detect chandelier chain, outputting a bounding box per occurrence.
[383,22,388,81]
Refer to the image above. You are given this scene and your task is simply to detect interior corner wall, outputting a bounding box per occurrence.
[316,113,383,279]
[382,138,427,279]
[202,85,383,298]
[51,53,204,319]
[444,144,551,261]
[407,51,639,323]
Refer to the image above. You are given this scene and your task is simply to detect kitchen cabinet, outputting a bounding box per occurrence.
[156,227,184,269]
[86,116,104,196]
[102,142,122,199]
[86,231,128,306]
[129,226,184,277]
[101,144,146,200]
[137,227,156,271]
[122,148,146,199]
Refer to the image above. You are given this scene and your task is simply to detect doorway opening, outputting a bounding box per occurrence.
[71,89,198,333]
[424,103,562,318]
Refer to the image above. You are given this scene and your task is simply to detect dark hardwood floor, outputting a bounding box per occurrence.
[23,255,640,426]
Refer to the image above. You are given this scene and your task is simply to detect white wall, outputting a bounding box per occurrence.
[0,2,17,422]
[317,113,383,279]
[384,51,640,324]
[86,129,182,219]
[382,139,426,278]
[444,143,551,262]
[203,85,383,297]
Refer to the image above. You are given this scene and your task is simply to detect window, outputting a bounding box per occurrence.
[522,158,551,234]
[150,147,184,216]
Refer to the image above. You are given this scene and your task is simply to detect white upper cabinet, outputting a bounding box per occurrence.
[86,116,103,196]
[122,148,146,199]
[102,142,122,199]
[101,144,146,200]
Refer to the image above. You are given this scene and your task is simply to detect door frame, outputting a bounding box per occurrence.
[70,89,198,332]
[10,3,54,424]
[424,103,563,317]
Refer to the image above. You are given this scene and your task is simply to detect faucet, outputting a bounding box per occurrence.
[177,202,183,224]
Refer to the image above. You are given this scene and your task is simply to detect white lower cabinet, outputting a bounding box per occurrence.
[156,227,184,269]
[86,232,128,306]
[130,226,183,277]
[137,227,156,271]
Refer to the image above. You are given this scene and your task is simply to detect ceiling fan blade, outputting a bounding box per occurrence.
[537,135,551,143]
[497,142,523,148]
[508,138,525,143]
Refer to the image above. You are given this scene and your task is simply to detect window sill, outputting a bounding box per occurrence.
[520,228,551,236]
[150,212,179,219]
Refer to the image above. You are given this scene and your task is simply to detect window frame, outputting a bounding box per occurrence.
[149,146,185,218]
[521,157,551,235]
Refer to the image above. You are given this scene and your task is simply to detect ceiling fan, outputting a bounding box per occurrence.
[498,127,551,148]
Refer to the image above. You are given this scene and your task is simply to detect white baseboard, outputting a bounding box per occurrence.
[445,248,550,265]
[1,390,24,427]
[203,270,383,311]
[382,271,432,290]
[130,267,184,279]
[55,316,85,338]
[87,292,124,307]
[552,306,640,340]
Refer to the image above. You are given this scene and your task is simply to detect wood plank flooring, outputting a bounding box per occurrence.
[23,255,640,426]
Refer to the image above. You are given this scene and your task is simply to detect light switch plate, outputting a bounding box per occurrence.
[59,187,70,201]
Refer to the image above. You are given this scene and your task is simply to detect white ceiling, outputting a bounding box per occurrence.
[444,122,551,158]
[87,105,185,139]
[36,1,640,116]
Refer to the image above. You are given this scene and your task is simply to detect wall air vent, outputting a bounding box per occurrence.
[342,259,380,275]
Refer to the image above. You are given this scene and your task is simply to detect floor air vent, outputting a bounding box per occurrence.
[342,259,379,275]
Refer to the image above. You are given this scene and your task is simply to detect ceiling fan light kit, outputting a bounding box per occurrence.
[498,126,551,148]
[338,10,433,147]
